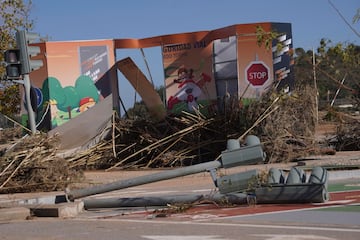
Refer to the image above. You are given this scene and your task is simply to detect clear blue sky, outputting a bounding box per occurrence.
[31,0,359,111]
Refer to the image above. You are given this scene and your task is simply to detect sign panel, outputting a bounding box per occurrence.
[23,40,117,130]
[236,23,274,99]
[245,61,270,87]
[162,41,217,115]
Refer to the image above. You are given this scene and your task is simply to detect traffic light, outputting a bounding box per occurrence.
[4,49,22,79]
[16,30,43,74]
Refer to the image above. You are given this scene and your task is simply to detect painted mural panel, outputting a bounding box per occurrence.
[25,40,116,129]
[236,23,274,100]
[113,22,294,115]
[162,41,217,115]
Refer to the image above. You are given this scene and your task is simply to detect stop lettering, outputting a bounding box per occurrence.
[245,61,270,87]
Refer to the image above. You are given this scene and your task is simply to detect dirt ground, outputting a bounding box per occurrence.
[315,122,337,136]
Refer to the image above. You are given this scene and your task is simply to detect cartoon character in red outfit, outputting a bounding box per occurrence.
[78,97,96,112]
[167,67,211,112]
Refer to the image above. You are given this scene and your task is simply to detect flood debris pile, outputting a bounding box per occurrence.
[0,126,22,145]
[250,86,319,163]
[1,86,355,193]
[0,132,83,194]
[67,112,228,170]
[67,87,320,170]
[326,114,360,151]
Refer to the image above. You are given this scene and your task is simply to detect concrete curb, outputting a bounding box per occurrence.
[0,201,84,221]
[0,207,30,221]
[29,201,84,218]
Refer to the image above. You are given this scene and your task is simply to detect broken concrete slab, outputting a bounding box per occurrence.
[29,201,84,218]
[48,94,113,155]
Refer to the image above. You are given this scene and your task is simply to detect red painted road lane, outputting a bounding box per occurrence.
[330,190,360,202]
[103,190,360,221]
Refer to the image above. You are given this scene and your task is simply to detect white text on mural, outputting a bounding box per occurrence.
[162,41,207,59]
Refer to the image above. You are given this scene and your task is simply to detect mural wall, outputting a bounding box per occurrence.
[162,41,217,115]
[236,23,274,99]
[22,22,294,130]
[24,40,117,130]
[159,22,294,113]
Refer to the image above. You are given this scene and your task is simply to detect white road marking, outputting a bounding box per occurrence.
[142,236,230,240]
[76,218,360,233]
[250,234,336,240]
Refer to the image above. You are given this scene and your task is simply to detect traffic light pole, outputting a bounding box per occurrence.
[66,136,266,201]
[23,74,36,134]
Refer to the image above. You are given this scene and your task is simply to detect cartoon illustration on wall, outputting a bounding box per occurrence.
[162,40,217,116]
[167,67,212,112]
[49,99,59,125]
[41,75,100,128]
[78,97,96,112]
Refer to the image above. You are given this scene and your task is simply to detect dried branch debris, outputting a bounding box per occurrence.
[0,133,83,194]
[250,86,318,163]
[326,114,360,151]
[67,86,321,170]
[2,85,357,194]
[67,113,228,170]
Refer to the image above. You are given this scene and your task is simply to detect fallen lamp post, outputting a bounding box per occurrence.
[66,135,266,201]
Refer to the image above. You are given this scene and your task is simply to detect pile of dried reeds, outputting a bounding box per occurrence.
[250,86,318,163]
[0,86,322,193]
[0,133,83,193]
[327,116,360,151]
[66,86,319,170]
[66,111,229,170]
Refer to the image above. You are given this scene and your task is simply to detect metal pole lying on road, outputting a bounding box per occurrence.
[83,192,248,209]
[67,160,222,201]
[66,135,266,201]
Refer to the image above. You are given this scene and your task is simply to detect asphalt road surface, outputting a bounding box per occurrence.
[0,214,359,240]
[0,173,359,240]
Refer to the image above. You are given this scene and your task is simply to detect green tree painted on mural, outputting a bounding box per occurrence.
[42,77,66,106]
[75,76,99,103]
[62,86,80,117]
[42,76,100,122]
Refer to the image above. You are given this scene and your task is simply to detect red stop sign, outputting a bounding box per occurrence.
[245,61,270,86]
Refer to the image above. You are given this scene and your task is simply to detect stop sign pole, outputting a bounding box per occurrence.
[245,61,270,87]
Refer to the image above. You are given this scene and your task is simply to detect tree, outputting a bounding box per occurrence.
[317,40,360,101]
[0,0,33,76]
[0,83,20,116]
[293,47,314,87]
[294,40,360,109]
[0,0,34,117]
